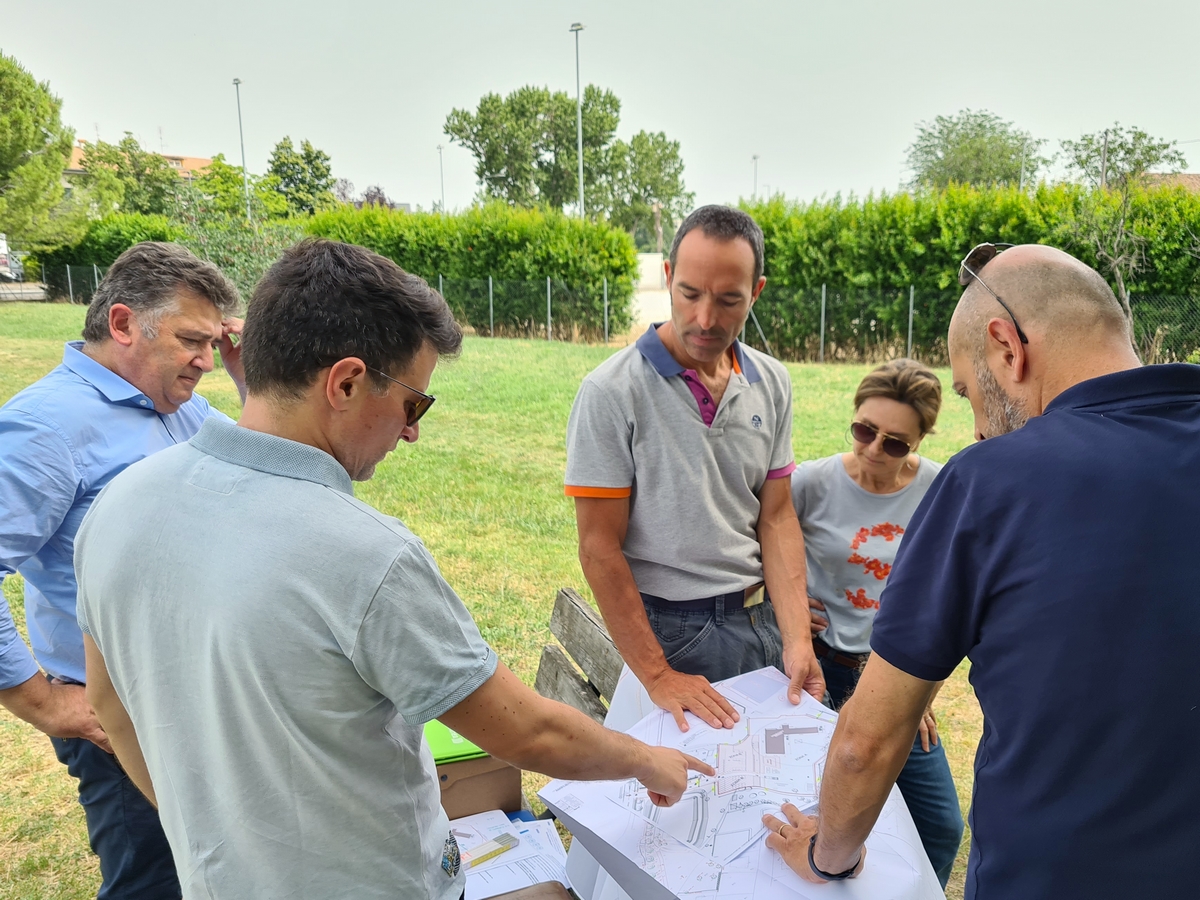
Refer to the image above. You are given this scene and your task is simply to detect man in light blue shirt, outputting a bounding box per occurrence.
[76,238,708,899]
[0,241,242,899]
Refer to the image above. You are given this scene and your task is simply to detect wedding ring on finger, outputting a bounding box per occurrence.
[778,823,790,838]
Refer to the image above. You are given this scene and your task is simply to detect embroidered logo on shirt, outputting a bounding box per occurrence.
[751,414,763,429]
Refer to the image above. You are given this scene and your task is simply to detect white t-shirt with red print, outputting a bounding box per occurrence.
[790,454,942,654]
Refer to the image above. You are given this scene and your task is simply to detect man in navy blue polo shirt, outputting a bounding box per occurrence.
[760,244,1200,897]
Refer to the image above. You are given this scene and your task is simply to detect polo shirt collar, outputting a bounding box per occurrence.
[61,341,156,408]
[190,418,355,496]
[1046,363,1200,414]
[636,324,762,384]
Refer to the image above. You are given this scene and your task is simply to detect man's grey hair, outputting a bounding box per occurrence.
[669,205,766,284]
[82,242,241,342]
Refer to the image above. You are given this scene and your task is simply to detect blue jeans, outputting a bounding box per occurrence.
[643,593,784,682]
[51,735,181,899]
[821,658,963,889]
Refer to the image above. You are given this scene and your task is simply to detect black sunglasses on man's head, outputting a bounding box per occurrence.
[957,242,1028,344]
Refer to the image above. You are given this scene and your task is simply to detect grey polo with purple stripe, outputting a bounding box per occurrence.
[565,325,796,602]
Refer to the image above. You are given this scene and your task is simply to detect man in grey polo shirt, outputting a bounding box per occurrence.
[566,205,822,733]
[75,239,710,899]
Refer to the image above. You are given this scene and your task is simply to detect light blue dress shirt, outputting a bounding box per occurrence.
[0,341,229,688]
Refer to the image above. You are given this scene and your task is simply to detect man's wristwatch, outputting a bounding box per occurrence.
[808,833,861,881]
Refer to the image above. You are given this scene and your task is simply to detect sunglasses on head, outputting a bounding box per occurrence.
[369,368,436,427]
[958,242,1029,344]
[849,421,913,458]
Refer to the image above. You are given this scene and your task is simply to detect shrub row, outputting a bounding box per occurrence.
[306,204,638,336]
[743,184,1200,361]
[34,205,639,338]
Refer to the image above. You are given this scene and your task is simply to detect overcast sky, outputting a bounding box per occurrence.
[5,0,1199,212]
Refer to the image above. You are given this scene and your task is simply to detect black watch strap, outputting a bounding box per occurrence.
[807,833,860,881]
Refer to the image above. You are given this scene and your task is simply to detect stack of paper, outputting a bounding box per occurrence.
[449,809,571,900]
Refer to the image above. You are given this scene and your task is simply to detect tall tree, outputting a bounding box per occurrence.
[192,153,289,219]
[606,131,694,250]
[79,133,179,215]
[267,137,335,215]
[444,84,620,212]
[906,109,1046,191]
[0,53,77,249]
[1061,124,1186,190]
[1058,124,1187,320]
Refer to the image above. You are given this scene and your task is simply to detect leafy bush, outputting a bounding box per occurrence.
[35,214,183,299]
[307,203,637,337]
[743,184,1200,361]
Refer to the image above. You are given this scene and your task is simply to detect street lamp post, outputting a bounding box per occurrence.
[752,154,759,199]
[437,144,445,213]
[570,23,585,218]
[232,78,252,223]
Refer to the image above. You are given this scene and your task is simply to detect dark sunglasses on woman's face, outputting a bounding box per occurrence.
[849,421,912,458]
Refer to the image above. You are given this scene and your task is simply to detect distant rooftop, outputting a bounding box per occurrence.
[65,140,212,178]
[1143,173,1200,193]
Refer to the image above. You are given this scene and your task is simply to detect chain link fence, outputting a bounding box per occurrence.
[22,267,1200,364]
[39,265,110,305]
[742,284,1200,365]
[432,276,633,342]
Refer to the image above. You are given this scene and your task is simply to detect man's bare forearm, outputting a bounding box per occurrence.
[439,664,655,781]
[757,480,812,650]
[812,661,937,873]
[87,684,157,806]
[758,507,812,648]
[83,636,156,805]
[579,541,672,687]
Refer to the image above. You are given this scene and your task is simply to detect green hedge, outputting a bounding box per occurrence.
[35,214,183,299]
[744,184,1200,361]
[306,204,638,337]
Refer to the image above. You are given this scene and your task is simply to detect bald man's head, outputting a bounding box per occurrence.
[948,245,1140,441]
[949,245,1129,359]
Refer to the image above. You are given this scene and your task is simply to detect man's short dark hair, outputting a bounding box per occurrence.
[82,242,241,342]
[668,205,765,284]
[241,238,463,399]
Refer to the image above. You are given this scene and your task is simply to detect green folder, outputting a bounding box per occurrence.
[424,719,488,765]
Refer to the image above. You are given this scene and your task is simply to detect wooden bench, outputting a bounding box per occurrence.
[533,588,623,723]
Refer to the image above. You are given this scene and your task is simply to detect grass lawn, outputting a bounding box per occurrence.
[0,303,982,899]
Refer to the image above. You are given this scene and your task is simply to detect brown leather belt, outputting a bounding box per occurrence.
[813,637,870,670]
[641,582,765,612]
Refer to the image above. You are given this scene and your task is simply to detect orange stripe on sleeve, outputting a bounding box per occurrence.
[564,485,632,499]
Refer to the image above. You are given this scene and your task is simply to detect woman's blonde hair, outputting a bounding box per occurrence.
[853,358,942,436]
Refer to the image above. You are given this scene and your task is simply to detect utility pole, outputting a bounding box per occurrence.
[652,202,663,254]
[232,78,252,223]
[570,23,586,218]
[752,154,759,198]
[1100,129,1109,190]
[437,144,445,212]
[1018,138,1027,191]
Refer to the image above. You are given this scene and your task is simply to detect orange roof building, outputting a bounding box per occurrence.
[65,140,212,179]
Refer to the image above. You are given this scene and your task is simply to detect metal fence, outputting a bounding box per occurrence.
[23,266,1200,364]
[741,284,1200,365]
[40,265,110,305]
[37,268,634,343]
[431,276,631,343]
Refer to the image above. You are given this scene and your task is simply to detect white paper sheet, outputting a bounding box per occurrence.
[541,667,945,900]
[451,811,572,900]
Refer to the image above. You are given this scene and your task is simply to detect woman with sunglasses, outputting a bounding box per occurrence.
[790,358,962,887]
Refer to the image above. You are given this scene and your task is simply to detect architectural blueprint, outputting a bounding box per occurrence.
[540,667,943,899]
